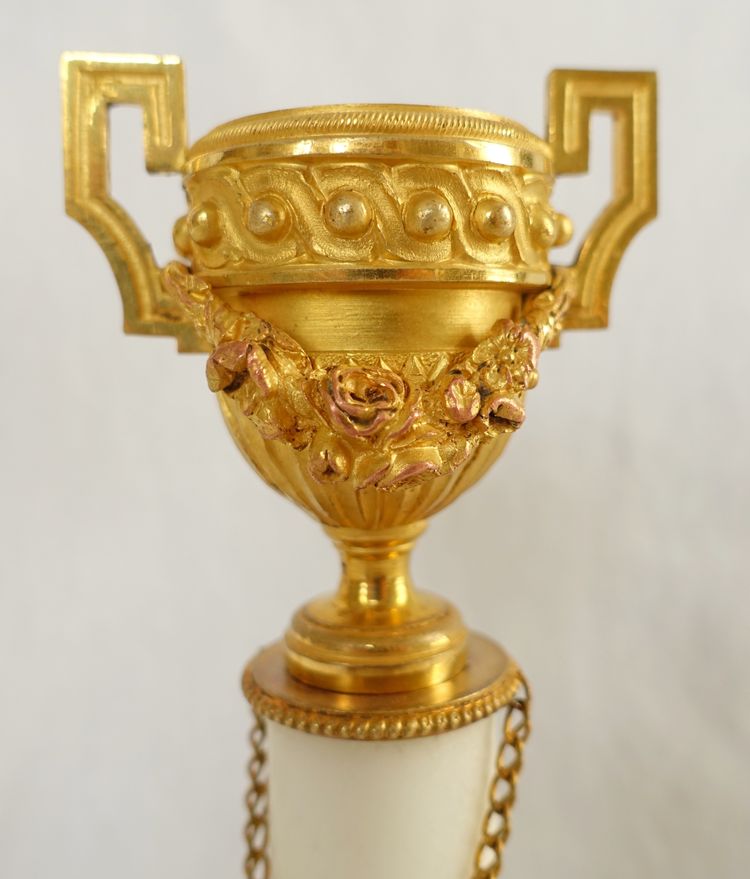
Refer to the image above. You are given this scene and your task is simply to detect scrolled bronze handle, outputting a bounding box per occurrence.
[548,69,657,328]
[61,52,204,351]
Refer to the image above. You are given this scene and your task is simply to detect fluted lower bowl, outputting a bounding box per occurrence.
[220,391,514,529]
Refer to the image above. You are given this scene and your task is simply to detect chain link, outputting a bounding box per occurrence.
[245,711,270,879]
[472,674,531,879]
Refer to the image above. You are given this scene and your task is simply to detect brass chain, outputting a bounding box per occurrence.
[472,674,532,879]
[244,711,270,879]
[244,676,530,879]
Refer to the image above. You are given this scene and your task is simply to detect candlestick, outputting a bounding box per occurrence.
[61,53,656,878]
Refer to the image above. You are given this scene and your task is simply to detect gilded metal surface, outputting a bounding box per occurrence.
[187,104,552,169]
[285,523,469,694]
[165,262,568,498]
[212,286,522,354]
[179,156,566,289]
[62,53,657,697]
[243,634,520,740]
[548,70,657,327]
[164,253,567,691]
[60,53,206,351]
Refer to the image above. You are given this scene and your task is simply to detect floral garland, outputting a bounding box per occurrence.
[163,262,569,491]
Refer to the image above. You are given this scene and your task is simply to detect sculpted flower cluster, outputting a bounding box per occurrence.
[440,319,541,431]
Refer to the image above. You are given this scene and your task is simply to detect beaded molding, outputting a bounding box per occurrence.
[242,660,522,741]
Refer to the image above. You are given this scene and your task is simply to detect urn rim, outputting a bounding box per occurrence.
[186,102,552,173]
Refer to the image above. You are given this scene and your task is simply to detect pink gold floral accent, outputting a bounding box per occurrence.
[323,367,406,438]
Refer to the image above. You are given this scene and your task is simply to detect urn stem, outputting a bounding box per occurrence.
[327,522,426,614]
[284,520,469,693]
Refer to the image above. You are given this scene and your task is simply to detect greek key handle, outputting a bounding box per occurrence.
[61,52,204,351]
[548,69,657,328]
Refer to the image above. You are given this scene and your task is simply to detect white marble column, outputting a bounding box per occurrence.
[267,716,495,879]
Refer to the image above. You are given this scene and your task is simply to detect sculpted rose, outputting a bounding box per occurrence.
[323,366,406,438]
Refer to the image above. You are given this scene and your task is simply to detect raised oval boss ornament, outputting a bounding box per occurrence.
[61,53,657,879]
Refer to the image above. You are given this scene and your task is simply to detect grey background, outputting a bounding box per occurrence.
[1,1,748,877]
